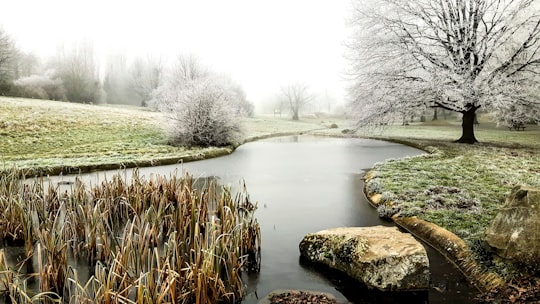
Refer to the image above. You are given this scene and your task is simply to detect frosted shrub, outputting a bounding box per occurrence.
[399,206,422,217]
[152,77,242,147]
[13,72,65,100]
[379,191,395,203]
[150,55,248,147]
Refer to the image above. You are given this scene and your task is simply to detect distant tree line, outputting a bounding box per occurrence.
[0,26,254,116]
[0,28,103,103]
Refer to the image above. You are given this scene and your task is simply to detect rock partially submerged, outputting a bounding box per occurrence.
[299,226,429,291]
[486,186,540,271]
[258,290,340,304]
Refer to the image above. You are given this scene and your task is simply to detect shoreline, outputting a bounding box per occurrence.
[362,176,505,293]
[10,130,325,178]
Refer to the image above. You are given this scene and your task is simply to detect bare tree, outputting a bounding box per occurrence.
[52,40,103,103]
[129,55,163,106]
[0,26,17,94]
[347,0,540,143]
[103,52,142,105]
[13,51,41,79]
[280,83,314,120]
[172,53,209,84]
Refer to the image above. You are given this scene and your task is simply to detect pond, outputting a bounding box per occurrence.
[45,135,478,303]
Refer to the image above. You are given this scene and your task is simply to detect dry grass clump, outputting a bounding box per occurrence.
[0,168,260,303]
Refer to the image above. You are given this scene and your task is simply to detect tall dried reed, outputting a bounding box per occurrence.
[0,168,261,303]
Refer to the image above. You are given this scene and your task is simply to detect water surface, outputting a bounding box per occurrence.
[49,135,477,303]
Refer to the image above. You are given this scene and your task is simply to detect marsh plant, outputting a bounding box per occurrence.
[0,168,261,303]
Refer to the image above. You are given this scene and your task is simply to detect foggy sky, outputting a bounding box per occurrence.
[0,0,351,107]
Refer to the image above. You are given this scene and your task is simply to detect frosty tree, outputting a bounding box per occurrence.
[346,0,540,143]
[150,55,244,147]
[52,40,103,103]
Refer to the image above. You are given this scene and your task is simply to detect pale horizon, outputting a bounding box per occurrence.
[0,0,351,111]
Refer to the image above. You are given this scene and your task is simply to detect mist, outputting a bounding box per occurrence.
[0,0,350,112]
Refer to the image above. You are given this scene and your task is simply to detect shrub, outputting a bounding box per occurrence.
[13,71,65,100]
[365,179,381,195]
[152,77,242,147]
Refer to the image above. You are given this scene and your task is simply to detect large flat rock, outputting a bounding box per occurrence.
[299,226,429,291]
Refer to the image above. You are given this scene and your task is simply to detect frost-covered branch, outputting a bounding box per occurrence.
[346,0,540,133]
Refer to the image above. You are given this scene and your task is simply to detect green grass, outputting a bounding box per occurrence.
[0,97,327,173]
[365,116,540,149]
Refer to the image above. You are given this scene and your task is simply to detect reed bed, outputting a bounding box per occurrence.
[0,168,261,303]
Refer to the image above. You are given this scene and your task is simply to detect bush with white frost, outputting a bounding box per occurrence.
[150,55,249,147]
[151,75,242,147]
[13,70,65,100]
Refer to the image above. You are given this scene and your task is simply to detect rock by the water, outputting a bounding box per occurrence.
[258,290,340,304]
[486,186,540,271]
[299,226,429,291]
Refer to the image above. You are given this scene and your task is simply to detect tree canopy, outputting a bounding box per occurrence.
[346,0,540,143]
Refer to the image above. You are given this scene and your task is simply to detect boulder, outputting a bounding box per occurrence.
[485,186,540,271]
[299,226,429,291]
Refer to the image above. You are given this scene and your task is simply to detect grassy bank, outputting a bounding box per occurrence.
[358,118,540,297]
[0,97,328,174]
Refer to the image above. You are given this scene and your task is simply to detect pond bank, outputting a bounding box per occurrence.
[11,130,325,178]
[359,136,540,303]
[7,117,533,301]
[363,183,504,293]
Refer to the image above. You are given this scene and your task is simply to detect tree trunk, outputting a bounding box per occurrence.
[455,107,478,144]
[292,111,299,121]
[432,108,438,121]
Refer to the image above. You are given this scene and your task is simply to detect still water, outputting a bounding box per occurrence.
[49,135,478,303]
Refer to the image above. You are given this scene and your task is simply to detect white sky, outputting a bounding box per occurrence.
[0,0,351,108]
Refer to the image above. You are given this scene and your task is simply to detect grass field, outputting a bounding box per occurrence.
[0,97,328,173]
